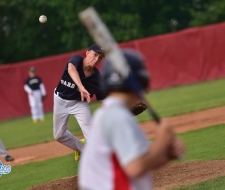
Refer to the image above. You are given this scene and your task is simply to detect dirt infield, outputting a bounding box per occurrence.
[27,160,225,190]
[3,106,225,189]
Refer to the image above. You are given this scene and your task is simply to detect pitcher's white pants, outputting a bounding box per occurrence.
[28,90,44,120]
[0,139,8,158]
[53,93,92,151]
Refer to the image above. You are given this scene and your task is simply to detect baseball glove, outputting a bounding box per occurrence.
[131,102,147,116]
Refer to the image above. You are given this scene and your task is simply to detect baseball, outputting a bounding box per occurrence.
[39,15,47,23]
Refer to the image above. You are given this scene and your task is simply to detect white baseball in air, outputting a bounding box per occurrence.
[39,15,47,23]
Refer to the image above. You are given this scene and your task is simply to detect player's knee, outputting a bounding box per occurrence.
[53,131,63,141]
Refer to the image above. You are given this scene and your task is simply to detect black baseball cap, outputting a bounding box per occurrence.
[88,44,105,57]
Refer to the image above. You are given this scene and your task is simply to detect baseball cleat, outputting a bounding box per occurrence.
[74,150,81,161]
[80,138,86,145]
[5,155,14,162]
[75,139,86,161]
[33,119,38,124]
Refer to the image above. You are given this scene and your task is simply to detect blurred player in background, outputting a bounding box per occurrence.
[24,67,47,124]
[53,44,105,161]
[79,49,186,190]
[0,139,14,162]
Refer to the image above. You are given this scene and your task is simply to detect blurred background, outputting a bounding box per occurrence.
[1,0,225,64]
[1,0,225,121]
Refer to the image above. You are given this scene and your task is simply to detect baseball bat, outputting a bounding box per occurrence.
[78,7,160,124]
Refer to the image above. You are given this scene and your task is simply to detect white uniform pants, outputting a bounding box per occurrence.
[53,93,92,151]
[0,139,8,158]
[28,90,44,120]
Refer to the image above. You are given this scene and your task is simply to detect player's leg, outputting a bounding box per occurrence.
[53,94,83,151]
[0,139,14,161]
[34,91,44,121]
[70,101,92,141]
[28,93,38,123]
[69,101,91,161]
[0,139,8,158]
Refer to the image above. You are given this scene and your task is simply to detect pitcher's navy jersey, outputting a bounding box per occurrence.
[25,76,42,90]
[56,55,105,101]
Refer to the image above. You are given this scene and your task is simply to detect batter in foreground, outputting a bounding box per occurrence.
[79,49,186,190]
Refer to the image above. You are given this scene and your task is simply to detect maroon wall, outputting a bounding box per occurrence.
[1,22,225,120]
[120,22,225,89]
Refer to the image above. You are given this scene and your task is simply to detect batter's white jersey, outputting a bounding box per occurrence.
[79,97,152,190]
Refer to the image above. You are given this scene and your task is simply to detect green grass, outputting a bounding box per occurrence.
[0,113,83,149]
[170,124,225,190]
[173,176,225,190]
[140,78,225,121]
[1,78,225,149]
[0,154,78,190]
[0,124,224,189]
[178,124,225,161]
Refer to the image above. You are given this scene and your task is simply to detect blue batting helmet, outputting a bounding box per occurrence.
[101,49,150,94]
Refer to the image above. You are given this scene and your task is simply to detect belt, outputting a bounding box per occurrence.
[55,90,62,98]
[54,90,77,101]
[55,90,86,101]
[55,90,68,100]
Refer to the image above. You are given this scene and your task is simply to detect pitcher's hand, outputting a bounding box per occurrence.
[79,86,90,103]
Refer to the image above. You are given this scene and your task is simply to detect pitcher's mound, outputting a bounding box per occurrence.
[27,160,225,190]
[27,176,78,190]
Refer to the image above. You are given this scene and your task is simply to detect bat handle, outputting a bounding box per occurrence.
[141,93,161,124]
[145,102,161,124]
